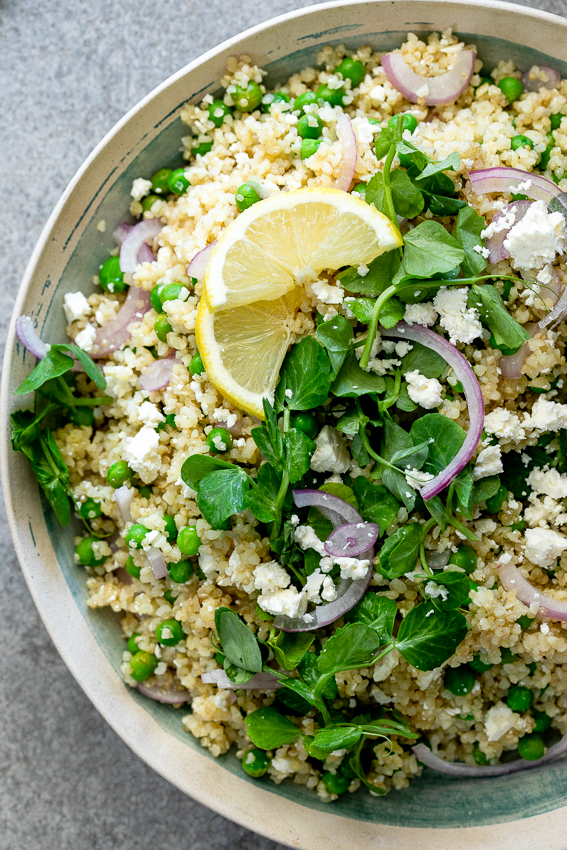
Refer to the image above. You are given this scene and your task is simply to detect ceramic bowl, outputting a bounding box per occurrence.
[4,1,567,846]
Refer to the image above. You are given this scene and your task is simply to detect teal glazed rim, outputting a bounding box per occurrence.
[3,3,567,847]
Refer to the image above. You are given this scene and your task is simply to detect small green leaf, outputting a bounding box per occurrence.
[468,285,531,352]
[378,296,405,329]
[15,349,75,395]
[268,631,315,672]
[318,623,382,676]
[52,343,106,389]
[375,127,396,159]
[181,454,238,489]
[284,429,316,484]
[274,336,332,411]
[378,523,423,579]
[351,477,399,536]
[319,481,357,508]
[246,463,281,522]
[414,152,460,183]
[401,341,447,379]
[395,603,468,671]
[197,468,250,528]
[331,351,385,397]
[245,706,300,749]
[453,205,487,277]
[344,593,397,640]
[402,221,465,279]
[214,607,263,672]
[313,725,362,752]
[473,475,501,504]
[366,168,425,219]
[338,251,400,297]
[426,571,472,611]
[316,315,353,380]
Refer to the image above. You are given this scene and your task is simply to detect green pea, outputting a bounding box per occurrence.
[155,618,184,646]
[141,194,161,212]
[150,168,173,195]
[235,183,262,212]
[242,748,270,777]
[99,256,128,294]
[192,140,213,157]
[351,183,367,199]
[291,412,318,440]
[511,134,534,152]
[476,76,492,89]
[297,113,323,140]
[517,733,545,761]
[532,709,552,733]
[190,352,205,375]
[154,313,172,343]
[162,514,177,543]
[167,168,190,196]
[500,647,517,664]
[303,735,328,760]
[107,460,135,489]
[262,91,290,113]
[124,523,149,550]
[150,282,166,312]
[232,81,263,112]
[444,665,475,696]
[125,556,141,579]
[388,113,418,134]
[507,685,533,712]
[79,498,101,520]
[208,99,232,127]
[498,76,524,102]
[70,407,95,427]
[316,83,344,106]
[137,485,152,499]
[321,771,350,795]
[163,589,178,605]
[469,655,493,674]
[486,483,508,514]
[539,131,555,170]
[160,282,185,303]
[207,427,233,454]
[177,526,201,557]
[75,535,106,567]
[334,57,366,88]
[127,632,141,653]
[129,650,158,682]
[293,91,318,113]
[517,614,533,629]
[301,138,323,159]
[472,742,489,764]
[550,112,564,130]
[448,545,478,575]
[167,559,193,583]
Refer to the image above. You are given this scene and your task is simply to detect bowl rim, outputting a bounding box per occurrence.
[4,0,567,846]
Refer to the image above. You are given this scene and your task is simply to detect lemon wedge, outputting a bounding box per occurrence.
[203,186,402,311]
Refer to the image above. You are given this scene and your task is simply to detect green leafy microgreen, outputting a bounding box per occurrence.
[316,315,353,379]
[468,285,531,353]
[338,251,400,296]
[196,468,250,528]
[344,594,397,640]
[351,477,399,537]
[425,571,472,611]
[331,351,386,397]
[274,336,331,412]
[395,603,468,670]
[472,475,501,504]
[378,523,423,579]
[400,341,447,379]
[366,168,425,219]
[399,221,465,279]
[214,607,263,672]
[267,630,315,672]
[453,205,487,277]
[181,454,239,489]
[245,706,300,749]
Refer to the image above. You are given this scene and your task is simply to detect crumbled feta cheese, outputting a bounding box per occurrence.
[485,703,518,741]
[405,468,435,490]
[528,396,567,432]
[305,570,325,602]
[482,207,517,240]
[74,323,97,352]
[404,302,438,326]
[212,434,229,451]
[124,426,161,483]
[253,561,290,593]
[321,576,337,601]
[405,370,443,409]
[212,408,238,429]
[130,177,153,201]
[394,341,412,357]
[295,525,326,556]
[433,287,483,345]
[473,244,490,259]
[540,623,550,635]
[483,408,526,444]
[416,83,430,98]
[357,263,369,277]
[311,279,344,304]
[473,445,504,480]
[425,581,449,601]
[257,587,308,618]
[63,291,91,323]
[528,467,567,500]
[525,527,567,568]
[138,401,165,428]
[285,388,293,399]
[335,557,371,580]
[310,425,350,474]
[503,200,566,270]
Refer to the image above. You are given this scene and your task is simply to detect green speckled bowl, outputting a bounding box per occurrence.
[3,1,567,846]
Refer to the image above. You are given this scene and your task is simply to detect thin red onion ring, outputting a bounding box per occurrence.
[522,66,561,93]
[187,241,217,281]
[114,485,133,525]
[201,670,280,690]
[273,490,374,633]
[469,167,567,217]
[137,242,154,264]
[120,219,162,274]
[484,200,531,264]
[334,111,357,192]
[15,315,50,359]
[136,683,191,703]
[381,323,484,500]
[382,50,475,106]
[139,350,177,392]
[498,561,567,622]
[324,522,379,557]
[413,739,567,777]
[91,286,151,358]
[147,547,167,580]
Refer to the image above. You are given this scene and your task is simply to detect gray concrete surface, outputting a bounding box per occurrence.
[0,0,565,847]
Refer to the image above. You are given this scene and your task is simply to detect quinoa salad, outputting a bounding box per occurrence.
[12,29,567,801]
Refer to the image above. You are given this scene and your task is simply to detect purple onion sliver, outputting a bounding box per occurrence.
[469,167,567,215]
[201,670,281,690]
[147,547,168,580]
[413,738,567,777]
[521,65,561,93]
[381,50,475,106]
[498,322,539,380]
[92,285,151,358]
[187,241,216,281]
[334,111,357,192]
[15,315,50,360]
[292,489,362,525]
[324,522,380,557]
[498,561,567,622]
[114,485,133,526]
[137,242,154,264]
[120,219,162,274]
[139,353,177,392]
[381,323,484,501]
[136,683,191,704]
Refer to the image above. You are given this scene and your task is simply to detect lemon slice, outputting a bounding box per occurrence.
[203,186,402,311]
[195,291,299,418]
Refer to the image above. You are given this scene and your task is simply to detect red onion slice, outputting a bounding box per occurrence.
[92,285,151,358]
[187,241,217,281]
[498,562,567,622]
[114,485,133,525]
[201,670,280,690]
[147,547,167,580]
[274,490,374,633]
[498,322,539,379]
[469,168,567,217]
[137,242,154,264]
[484,200,531,264]
[120,219,162,274]
[334,111,357,192]
[113,222,132,245]
[382,50,475,106]
[521,66,561,92]
[324,522,379,557]
[15,315,50,359]
[139,351,177,392]
[413,739,567,777]
[136,683,191,704]
[382,323,484,500]
[539,275,567,330]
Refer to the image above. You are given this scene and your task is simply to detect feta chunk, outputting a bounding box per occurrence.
[311,279,344,304]
[405,370,443,409]
[473,445,504,480]
[74,323,96,352]
[257,587,308,619]
[485,703,518,741]
[525,527,567,568]
[310,425,350,474]
[503,200,566,270]
[433,287,483,345]
[253,561,290,594]
[294,525,326,556]
[528,467,567,500]
[130,177,153,201]
[483,408,526,444]
[405,468,435,490]
[124,426,161,483]
[63,291,91,323]
[137,401,165,428]
[528,396,567,432]
[404,301,438,326]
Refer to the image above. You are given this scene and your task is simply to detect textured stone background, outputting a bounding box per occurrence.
[0,0,565,846]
